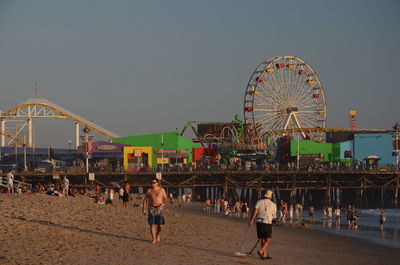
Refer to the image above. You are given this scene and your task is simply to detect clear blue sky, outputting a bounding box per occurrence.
[0,0,399,147]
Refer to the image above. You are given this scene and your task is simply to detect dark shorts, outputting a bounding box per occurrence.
[148,206,165,225]
[148,213,165,225]
[256,222,272,239]
[309,212,314,217]
[123,192,129,202]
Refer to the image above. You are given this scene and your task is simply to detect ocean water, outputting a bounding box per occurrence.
[299,208,400,249]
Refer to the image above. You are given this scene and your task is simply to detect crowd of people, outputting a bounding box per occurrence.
[203,198,249,219]
[1,169,389,234]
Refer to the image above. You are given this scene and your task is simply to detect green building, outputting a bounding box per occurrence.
[290,139,341,162]
[112,132,200,167]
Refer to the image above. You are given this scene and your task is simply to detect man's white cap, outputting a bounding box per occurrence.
[264,190,273,198]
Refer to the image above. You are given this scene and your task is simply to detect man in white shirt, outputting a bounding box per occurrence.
[7,169,14,193]
[62,175,69,198]
[249,190,277,260]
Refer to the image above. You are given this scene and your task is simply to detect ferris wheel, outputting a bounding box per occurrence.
[244,56,327,142]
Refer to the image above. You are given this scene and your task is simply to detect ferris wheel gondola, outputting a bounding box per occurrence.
[244,56,327,142]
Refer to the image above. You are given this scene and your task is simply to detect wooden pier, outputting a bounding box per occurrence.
[9,170,400,208]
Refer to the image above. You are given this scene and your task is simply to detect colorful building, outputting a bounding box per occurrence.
[113,132,200,169]
[290,139,341,162]
[353,133,395,167]
[289,133,396,167]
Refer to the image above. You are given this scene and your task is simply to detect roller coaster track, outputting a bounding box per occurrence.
[194,127,389,144]
[1,98,120,140]
[265,127,388,136]
[0,130,30,147]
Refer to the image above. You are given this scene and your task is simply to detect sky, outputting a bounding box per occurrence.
[0,0,399,147]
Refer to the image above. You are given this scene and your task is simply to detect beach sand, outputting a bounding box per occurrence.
[1,194,399,265]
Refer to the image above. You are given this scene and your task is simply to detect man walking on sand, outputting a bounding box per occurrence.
[249,190,277,260]
[62,175,69,198]
[7,169,14,193]
[123,182,130,207]
[143,178,167,243]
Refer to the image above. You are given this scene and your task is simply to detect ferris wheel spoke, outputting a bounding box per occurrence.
[255,113,283,125]
[267,118,284,132]
[293,78,311,104]
[265,68,286,103]
[254,96,278,107]
[256,90,283,108]
[271,116,289,131]
[245,56,326,141]
[299,110,320,113]
[258,112,286,128]
[298,100,317,108]
[292,69,311,100]
[298,99,317,109]
[253,109,280,113]
[256,85,281,104]
[298,115,319,128]
[297,91,315,106]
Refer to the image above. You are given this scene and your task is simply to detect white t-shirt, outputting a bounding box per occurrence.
[255,199,277,224]
[334,208,341,216]
[63,178,69,189]
[7,172,14,184]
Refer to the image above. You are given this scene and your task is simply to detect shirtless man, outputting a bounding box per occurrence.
[123,182,130,207]
[143,178,167,243]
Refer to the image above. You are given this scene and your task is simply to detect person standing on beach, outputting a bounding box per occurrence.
[248,190,277,260]
[143,178,167,243]
[62,176,69,198]
[119,186,124,200]
[204,199,211,213]
[123,182,130,207]
[346,205,353,228]
[379,211,386,232]
[327,206,333,219]
[334,206,341,227]
[308,206,315,223]
[6,169,14,193]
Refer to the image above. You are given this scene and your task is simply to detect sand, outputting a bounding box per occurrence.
[1,194,399,265]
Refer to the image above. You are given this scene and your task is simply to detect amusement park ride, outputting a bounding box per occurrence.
[184,56,389,158]
[0,98,120,148]
[0,55,394,155]
[244,56,327,142]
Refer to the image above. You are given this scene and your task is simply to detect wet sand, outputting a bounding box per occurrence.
[1,194,399,265]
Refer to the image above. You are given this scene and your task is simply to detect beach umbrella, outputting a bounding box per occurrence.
[109,181,120,188]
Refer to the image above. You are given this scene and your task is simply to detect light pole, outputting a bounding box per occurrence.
[348,110,357,129]
[296,133,300,170]
[23,136,27,172]
[161,133,164,172]
[83,127,90,173]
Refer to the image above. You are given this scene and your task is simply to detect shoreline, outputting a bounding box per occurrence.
[1,194,399,265]
[173,202,400,250]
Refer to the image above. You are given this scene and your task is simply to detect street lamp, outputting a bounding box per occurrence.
[83,127,91,173]
[161,133,164,172]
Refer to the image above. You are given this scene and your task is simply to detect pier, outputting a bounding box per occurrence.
[10,169,400,208]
